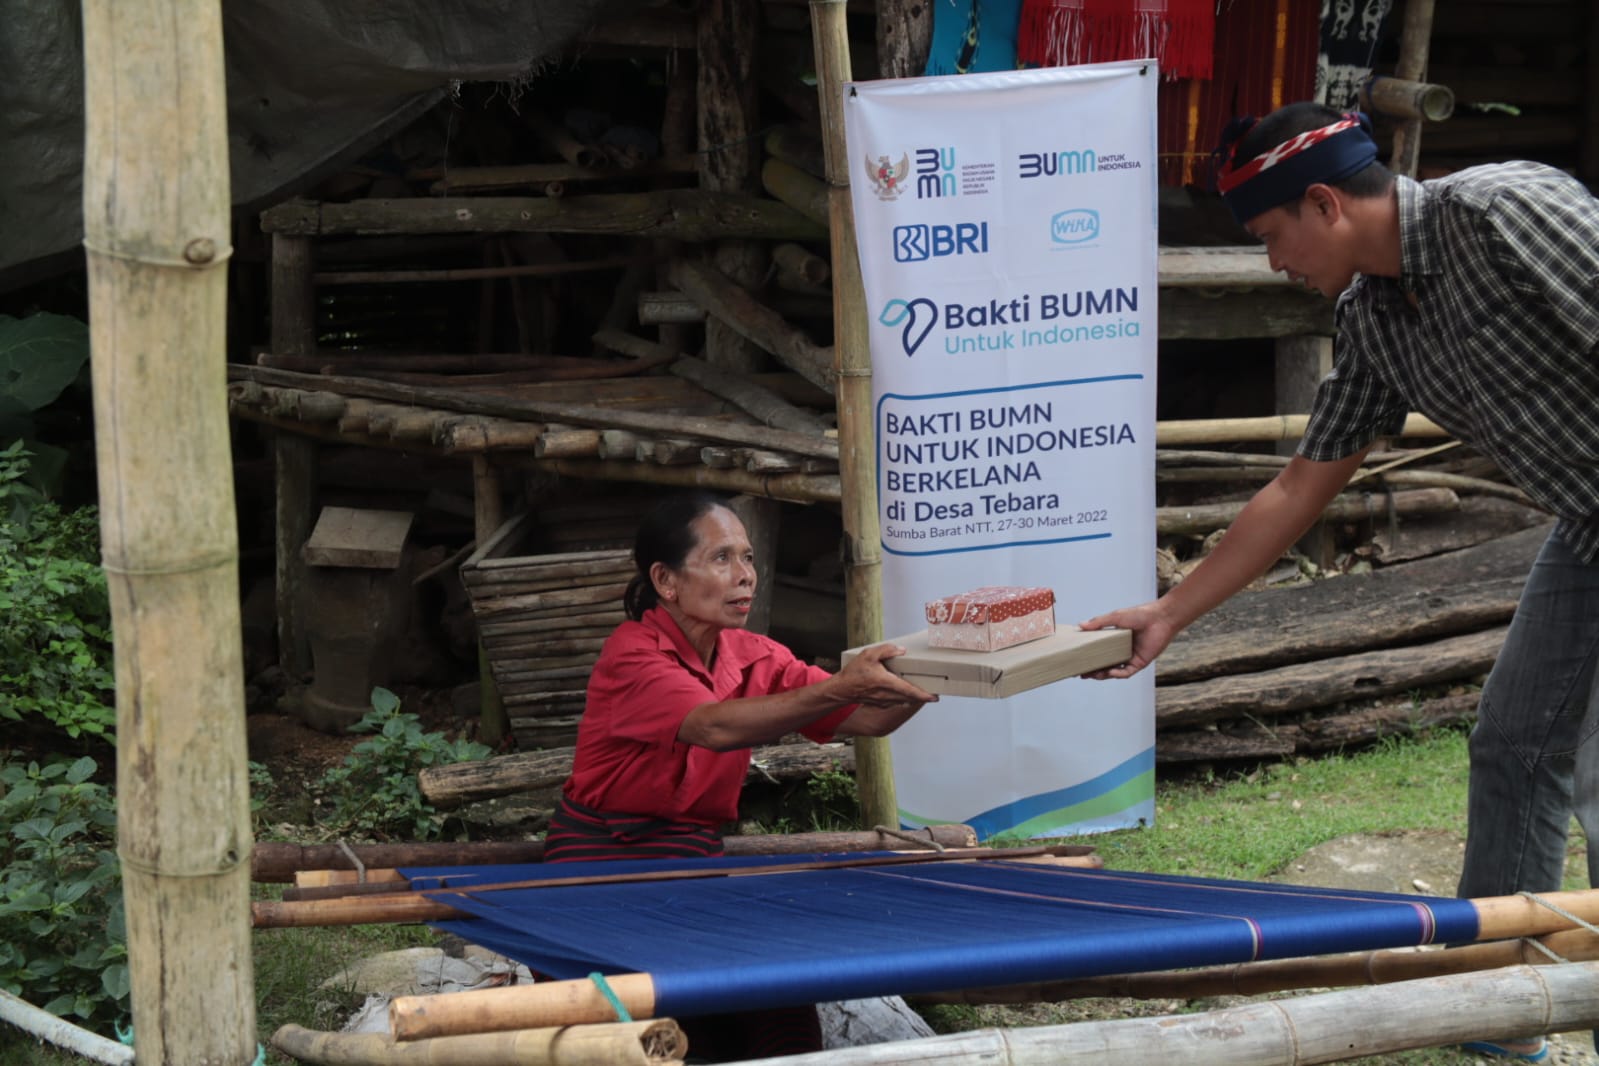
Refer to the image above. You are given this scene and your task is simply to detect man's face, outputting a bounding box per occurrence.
[1245,196,1356,299]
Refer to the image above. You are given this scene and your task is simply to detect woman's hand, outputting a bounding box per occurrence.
[829,643,938,706]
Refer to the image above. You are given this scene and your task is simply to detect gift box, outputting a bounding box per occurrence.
[924,586,1056,652]
[841,625,1130,699]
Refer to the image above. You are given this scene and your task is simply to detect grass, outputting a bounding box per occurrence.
[2,725,1591,1064]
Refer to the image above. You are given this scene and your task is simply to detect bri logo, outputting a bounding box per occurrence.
[879,297,938,357]
[1050,209,1100,245]
[892,222,991,262]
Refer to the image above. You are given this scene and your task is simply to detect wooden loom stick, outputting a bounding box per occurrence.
[387,890,1599,1041]
[252,846,1073,928]
[272,1017,686,1066]
[912,926,1599,1005]
[281,845,1100,903]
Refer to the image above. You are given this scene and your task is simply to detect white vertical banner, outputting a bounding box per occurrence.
[843,61,1158,840]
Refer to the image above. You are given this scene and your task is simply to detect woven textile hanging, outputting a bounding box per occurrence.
[1017,0,1216,80]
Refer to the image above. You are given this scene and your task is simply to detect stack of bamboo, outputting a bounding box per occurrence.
[460,512,629,748]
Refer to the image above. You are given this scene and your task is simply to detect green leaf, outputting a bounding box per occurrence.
[0,313,90,415]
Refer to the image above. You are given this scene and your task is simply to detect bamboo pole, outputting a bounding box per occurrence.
[1388,0,1438,177]
[271,1018,688,1066]
[810,0,896,832]
[231,365,838,460]
[731,963,1599,1065]
[1156,412,1445,445]
[915,927,1599,1005]
[81,3,255,1065]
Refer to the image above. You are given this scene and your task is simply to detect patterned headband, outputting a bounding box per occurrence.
[1216,113,1379,224]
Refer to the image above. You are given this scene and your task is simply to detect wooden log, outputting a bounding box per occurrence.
[271,1018,688,1066]
[763,125,828,181]
[1156,626,1507,729]
[591,327,679,368]
[470,583,629,617]
[1156,486,1459,537]
[772,241,830,288]
[1159,287,1334,340]
[877,0,934,83]
[1361,76,1455,122]
[1155,413,1445,445]
[83,4,255,1062]
[312,254,649,286]
[1155,691,1480,764]
[533,425,604,458]
[526,457,843,504]
[232,365,839,460]
[670,355,829,434]
[645,438,706,464]
[1159,524,1546,682]
[761,156,832,226]
[482,638,607,659]
[419,739,858,808]
[418,158,699,194]
[436,417,549,454]
[598,429,646,459]
[258,191,827,242]
[464,559,632,587]
[667,258,834,391]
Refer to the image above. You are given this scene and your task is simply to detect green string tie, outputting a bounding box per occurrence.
[588,971,633,1022]
[117,1021,265,1065]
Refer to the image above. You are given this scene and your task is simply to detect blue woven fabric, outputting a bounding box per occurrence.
[402,855,1479,1018]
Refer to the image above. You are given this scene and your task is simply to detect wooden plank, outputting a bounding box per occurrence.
[301,506,413,569]
[1158,523,1551,684]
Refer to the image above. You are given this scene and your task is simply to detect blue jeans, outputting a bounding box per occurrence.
[1458,530,1599,901]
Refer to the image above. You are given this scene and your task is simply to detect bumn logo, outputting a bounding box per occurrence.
[1050,209,1100,245]
[879,297,938,356]
[1018,148,1097,179]
[893,222,990,262]
[915,147,957,199]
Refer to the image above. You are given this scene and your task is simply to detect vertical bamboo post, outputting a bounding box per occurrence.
[81,2,257,1064]
[270,235,317,682]
[1387,0,1437,177]
[811,0,896,828]
[697,0,768,375]
[472,456,510,746]
[876,0,934,80]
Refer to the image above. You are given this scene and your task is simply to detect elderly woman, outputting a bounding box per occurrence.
[546,490,936,863]
[543,492,936,1061]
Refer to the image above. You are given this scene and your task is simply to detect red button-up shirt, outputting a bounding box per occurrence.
[563,606,856,826]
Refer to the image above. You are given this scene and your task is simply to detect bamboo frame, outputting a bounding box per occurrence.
[811,0,897,830]
[271,1018,688,1066]
[81,2,255,1063]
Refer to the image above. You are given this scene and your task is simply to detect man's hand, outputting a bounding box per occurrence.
[1078,602,1178,679]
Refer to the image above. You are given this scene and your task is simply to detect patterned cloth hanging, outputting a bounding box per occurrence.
[1017,0,1216,80]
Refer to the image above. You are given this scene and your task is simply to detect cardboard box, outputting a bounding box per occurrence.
[924,586,1055,652]
[840,626,1132,699]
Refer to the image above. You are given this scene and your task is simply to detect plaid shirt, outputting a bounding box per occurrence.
[1299,162,1599,560]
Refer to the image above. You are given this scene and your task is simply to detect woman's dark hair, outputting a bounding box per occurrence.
[623,491,729,620]
[1233,101,1394,206]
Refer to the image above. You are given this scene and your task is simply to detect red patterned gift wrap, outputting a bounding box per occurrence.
[923,586,1056,652]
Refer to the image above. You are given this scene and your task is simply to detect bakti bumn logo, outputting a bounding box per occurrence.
[864,152,911,201]
[879,297,938,356]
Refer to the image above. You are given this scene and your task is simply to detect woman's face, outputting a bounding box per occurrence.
[654,507,757,634]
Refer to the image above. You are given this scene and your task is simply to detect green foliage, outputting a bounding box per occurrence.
[803,763,859,829]
[0,313,91,496]
[311,688,491,841]
[0,755,127,1031]
[0,442,115,742]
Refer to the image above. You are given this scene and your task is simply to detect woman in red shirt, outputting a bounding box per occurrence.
[544,491,936,1061]
[548,491,936,862]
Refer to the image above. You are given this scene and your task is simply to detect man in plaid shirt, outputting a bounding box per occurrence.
[1083,101,1599,1061]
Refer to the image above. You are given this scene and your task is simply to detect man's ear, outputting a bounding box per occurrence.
[1304,183,1342,223]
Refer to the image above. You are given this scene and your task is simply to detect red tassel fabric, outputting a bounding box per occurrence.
[1018,0,1215,80]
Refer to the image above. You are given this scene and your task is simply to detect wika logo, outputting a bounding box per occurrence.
[1018,147,1097,180]
[879,297,938,356]
[1050,209,1100,245]
[893,222,990,262]
[864,152,911,201]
